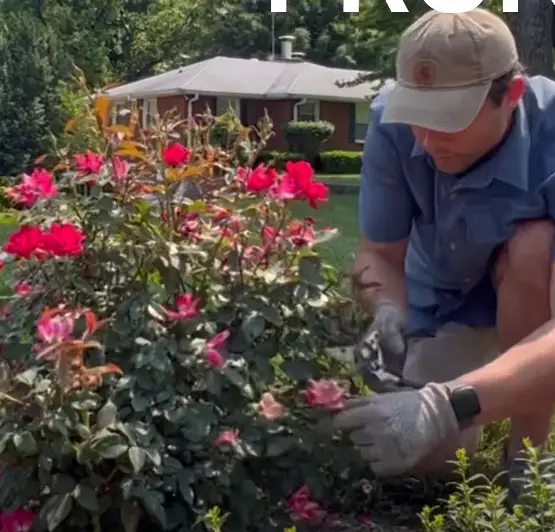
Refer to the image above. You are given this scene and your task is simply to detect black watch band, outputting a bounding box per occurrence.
[448,385,481,430]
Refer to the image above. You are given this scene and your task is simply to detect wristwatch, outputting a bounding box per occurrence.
[448,385,481,430]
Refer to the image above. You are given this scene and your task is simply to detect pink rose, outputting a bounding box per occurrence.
[257,392,284,420]
[303,379,345,411]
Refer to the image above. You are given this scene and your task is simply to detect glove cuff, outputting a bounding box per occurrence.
[420,382,460,441]
[374,298,400,313]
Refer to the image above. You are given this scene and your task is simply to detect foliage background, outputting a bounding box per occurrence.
[0,0,525,178]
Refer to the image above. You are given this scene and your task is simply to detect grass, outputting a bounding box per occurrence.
[316,173,360,185]
[316,173,359,179]
[290,193,359,273]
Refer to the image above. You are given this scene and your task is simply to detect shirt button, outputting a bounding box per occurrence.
[464,277,471,284]
[449,242,457,251]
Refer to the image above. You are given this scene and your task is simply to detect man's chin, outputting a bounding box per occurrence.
[433,157,468,174]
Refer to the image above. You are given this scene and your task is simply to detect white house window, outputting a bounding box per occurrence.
[354,101,370,143]
[142,98,158,128]
[294,100,319,122]
[215,97,240,117]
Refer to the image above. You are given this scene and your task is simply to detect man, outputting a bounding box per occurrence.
[332,7,555,496]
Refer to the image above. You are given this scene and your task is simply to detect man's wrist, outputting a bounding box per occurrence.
[445,381,482,430]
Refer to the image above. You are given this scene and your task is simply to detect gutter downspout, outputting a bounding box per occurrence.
[292,97,307,121]
[187,93,200,146]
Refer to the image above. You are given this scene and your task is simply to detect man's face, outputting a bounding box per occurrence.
[410,76,525,174]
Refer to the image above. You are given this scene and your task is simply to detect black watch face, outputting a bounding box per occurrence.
[451,386,481,423]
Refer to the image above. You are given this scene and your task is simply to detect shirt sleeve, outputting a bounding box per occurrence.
[359,97,416,243]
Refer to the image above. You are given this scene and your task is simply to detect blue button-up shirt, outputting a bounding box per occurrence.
[360,75,555,333]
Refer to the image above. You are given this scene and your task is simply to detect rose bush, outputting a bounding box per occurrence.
[0,94,377,531]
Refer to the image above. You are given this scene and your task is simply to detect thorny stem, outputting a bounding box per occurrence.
[199,231,227,295]
[251,201,288,279]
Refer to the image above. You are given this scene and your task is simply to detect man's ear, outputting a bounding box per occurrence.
[506,75,525,105]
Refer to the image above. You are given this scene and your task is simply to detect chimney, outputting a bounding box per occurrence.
[278,35,295,60]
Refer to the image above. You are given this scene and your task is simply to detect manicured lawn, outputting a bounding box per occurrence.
[316,173,360,185]
[316,174,360,181]
[290,193,359,273]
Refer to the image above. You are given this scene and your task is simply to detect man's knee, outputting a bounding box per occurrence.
[403,324,497,385]
[494,220,555,288]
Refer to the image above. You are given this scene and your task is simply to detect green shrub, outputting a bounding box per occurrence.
[0,176,15,210]
[256,150,308,170]
[319,151,362,175]
[419,440,555,531]
[0,91,378,531]
[210,111,242,148]
[283,121,335,159]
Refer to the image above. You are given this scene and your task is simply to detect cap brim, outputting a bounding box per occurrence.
[381,82,491,133]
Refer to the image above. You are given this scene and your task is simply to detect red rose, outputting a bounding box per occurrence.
[244,165,277,192]
[74,150,104,174]
[162,143,191,166]
[3,224,44,259]
[41,222,85,257]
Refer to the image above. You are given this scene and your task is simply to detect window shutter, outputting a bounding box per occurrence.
[348,103,355,143]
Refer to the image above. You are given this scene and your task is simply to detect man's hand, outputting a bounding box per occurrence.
[331,383,459,476]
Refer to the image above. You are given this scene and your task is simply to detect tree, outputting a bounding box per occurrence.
[0,12,63,175]
[506,0,554,77]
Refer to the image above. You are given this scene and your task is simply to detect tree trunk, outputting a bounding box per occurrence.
[505,0,554,78]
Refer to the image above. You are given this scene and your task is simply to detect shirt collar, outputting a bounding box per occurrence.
[409,101,530,191]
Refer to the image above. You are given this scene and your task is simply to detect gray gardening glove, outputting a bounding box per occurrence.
[356,299,407,373]
[332,382,459,476]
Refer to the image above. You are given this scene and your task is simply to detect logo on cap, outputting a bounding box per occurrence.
[412,60,436,87]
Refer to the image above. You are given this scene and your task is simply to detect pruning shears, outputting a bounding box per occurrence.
[353,328,428,393]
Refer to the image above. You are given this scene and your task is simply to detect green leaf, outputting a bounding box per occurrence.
[40,493,73,531]
[99,444,128,459]
[96,400,117,429]
[221,367,254,399]
[298,256,324,284]
[266,436,298,457]
[12,431,37,456]
[121,499,141,532]
[73,277,95,294]
[129,446,146,474]
[162,455,182,474]
[259,303,283,327]
[140,490,167,528]
[131,393,151,412]
[177,470,195,506]
[74,482,99,512]
[90,430,128,459]
[52,474,76,494]
[282,359,314,380]
[241,311,265,343]
[14,368,38,387]
[147,303,166,322]
[313,227,339,244]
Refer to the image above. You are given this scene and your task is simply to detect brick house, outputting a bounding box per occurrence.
[106,36,385,152]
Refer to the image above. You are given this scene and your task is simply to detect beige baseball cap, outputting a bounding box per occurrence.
[382,8,519,133]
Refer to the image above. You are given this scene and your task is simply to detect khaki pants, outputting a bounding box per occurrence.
[404,322,499,454]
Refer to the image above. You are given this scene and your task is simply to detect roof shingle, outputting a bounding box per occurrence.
[106,56,386,102]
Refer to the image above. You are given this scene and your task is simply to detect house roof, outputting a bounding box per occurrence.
[106,56,386,103]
